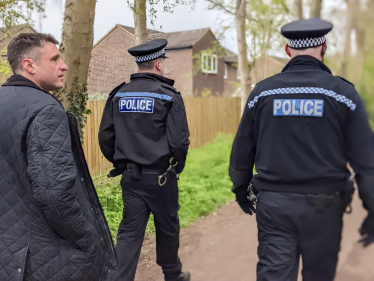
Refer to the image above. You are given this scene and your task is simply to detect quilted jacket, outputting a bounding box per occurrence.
[0,75,117,281]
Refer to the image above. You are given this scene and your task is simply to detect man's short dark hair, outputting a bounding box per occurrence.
[136,57,165,71]
[7,33,59,74]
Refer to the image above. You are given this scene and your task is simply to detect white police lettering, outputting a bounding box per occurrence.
[282,100,291,115]
[273,99,324,117]
[146,100,152,111]
[119,97,154,113]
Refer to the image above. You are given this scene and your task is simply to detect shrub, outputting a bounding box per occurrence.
[94,133,235,239]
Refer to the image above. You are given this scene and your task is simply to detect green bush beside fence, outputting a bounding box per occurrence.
[94,133,235,239]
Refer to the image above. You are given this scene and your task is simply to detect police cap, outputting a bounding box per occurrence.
[128,39,168,63]
[281,18,333,49]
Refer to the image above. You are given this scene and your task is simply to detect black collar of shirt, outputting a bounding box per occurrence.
[282,55,332,75]
[130,72,175,86]
[2,74,62,104]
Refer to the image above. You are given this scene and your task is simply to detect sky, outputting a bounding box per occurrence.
[38,0,238,52]
[33,0,347,59]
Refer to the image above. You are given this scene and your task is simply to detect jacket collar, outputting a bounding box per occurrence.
[2,75,62,104]
[282,55,332,75]
[130,72,175,86]
[3,74,43,90]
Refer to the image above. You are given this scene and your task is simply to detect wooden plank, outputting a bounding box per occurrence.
[86,101,93,174]
[82,97,242,176]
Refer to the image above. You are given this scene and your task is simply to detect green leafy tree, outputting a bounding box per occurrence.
[207,0,290,106]
[0,0,45,82]
[127,0,185,45]
[0,0,44,28]
[53,0,97,135]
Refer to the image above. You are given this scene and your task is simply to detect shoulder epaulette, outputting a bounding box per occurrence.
[336,76,354,87]
[161,83,181,95]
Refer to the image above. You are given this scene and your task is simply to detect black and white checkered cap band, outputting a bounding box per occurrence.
[134,48,166,63]
[288,36,326,49]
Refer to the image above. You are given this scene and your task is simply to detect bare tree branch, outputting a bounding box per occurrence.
[206,0,234,15]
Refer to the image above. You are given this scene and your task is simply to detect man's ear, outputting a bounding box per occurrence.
[285,44,292,58]
[21,59,36,74]
[155,60,162,71]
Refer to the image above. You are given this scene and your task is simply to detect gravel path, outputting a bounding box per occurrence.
[135,193,374,281]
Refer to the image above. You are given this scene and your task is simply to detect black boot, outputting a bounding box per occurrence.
[176,271,191,281]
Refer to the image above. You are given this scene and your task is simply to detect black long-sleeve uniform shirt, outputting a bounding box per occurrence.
[230,55,374,195]
[99,73,190,173]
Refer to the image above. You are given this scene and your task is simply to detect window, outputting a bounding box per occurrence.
[223,63,228,79]
[201,53,218,74]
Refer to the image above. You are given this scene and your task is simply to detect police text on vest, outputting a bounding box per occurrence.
[119,97,154,113]
[273,99,324,117]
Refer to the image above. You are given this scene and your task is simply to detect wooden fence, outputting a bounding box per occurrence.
[82,97,242,175]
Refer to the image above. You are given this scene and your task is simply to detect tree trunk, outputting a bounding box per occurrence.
[354,27,365,83]
[310,0,322,18]
[134,0,148,45]
[352,4,365,85]
[59,0,96,131]
[236,0,251,111]
[294,0,303,20]
[340,0,355,78]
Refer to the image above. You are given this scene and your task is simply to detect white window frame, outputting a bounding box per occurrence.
[201,53,218,74]
[223,63,228,79]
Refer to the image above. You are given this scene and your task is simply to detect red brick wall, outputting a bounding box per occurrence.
[164,49,193,96]
[87,26,136,95]
[223,62,239,97]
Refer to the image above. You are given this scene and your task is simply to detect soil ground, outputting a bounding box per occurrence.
[135,193,374,281]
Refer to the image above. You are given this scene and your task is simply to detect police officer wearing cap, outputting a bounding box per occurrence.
[230,18,374,280]
[99,39,191,281]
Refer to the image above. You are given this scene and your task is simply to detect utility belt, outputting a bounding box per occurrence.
[305,178,355,213]
[107,158,178,186]
[249,176,356,213]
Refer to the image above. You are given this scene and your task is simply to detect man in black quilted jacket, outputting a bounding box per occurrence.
[0,33,117,280]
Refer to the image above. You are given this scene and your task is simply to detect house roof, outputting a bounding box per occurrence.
[0,24,37,42]
[118,24,165,40]
[224,48,238,63]
[270,55,289,65]
[163,28,210,49]
[115,25,211,50]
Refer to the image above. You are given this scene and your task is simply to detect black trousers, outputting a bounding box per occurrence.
[256,191,343,281]
[112,173,182,281]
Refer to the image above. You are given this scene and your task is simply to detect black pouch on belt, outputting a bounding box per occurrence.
[306,193,337,212]
[341,179,355,213]
[123,162,141,181]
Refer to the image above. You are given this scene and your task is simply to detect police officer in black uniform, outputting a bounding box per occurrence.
[230,18,374,281]
[99,39,191,281]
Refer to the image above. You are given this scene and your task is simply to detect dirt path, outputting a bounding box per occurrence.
[135,193,374,281]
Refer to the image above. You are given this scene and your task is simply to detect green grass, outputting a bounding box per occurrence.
[94,133,235,239]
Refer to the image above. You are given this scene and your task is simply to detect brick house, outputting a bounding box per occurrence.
[0,24,37,50]
[87,24,240,97]
[0,24,37,83]
[250,54,289,85]
[223,48,239,97]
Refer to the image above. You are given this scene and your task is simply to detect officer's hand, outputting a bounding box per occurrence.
[359,213,374,247]
[236,195,256,215]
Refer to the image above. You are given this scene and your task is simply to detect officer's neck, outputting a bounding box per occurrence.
[137,69,164,77]
[289,48,323,61]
